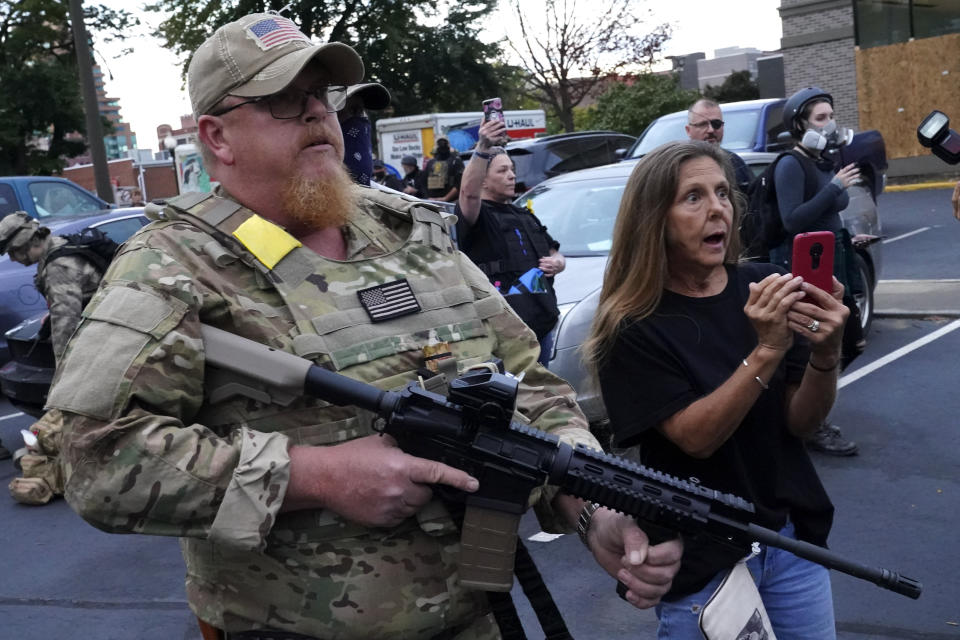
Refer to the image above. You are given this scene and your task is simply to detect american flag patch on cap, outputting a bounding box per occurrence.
[357,279,421,323]
[247,17,309,50]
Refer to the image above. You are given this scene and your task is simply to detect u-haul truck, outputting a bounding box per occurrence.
[376,110,547,171]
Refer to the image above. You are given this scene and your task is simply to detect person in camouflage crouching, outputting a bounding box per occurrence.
[46,12,682,640]
[0,212,104,504]
[0,212,104,364]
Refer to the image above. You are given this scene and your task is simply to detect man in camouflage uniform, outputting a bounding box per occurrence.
[0,212,104,364]
[47,13,682,639]
[0,212,103,497]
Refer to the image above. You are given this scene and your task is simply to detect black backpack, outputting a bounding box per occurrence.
[46,227,120,274]
[740,149,818,262]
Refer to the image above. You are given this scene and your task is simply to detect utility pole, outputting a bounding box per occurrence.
[68,0,114,204]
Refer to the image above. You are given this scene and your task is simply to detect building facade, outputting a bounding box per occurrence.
[780,0,960,176]
[779,0,859,132]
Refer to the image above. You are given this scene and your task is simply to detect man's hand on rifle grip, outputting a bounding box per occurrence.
[586,507,683,609]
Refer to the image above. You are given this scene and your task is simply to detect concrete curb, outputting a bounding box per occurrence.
[875,309,960,319]
[874,279,960,319]
[884,181,957,192]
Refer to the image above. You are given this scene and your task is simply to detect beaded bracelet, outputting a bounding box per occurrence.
[808,358,840,372]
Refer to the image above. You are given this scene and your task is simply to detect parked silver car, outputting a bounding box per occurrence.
[515,152,884,428]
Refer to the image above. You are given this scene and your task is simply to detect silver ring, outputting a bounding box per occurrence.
[807,319,820,333]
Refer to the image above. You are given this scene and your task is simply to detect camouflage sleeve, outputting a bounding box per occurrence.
[48,232,290,551]
[458,252,600,533]
[39,258,89,364]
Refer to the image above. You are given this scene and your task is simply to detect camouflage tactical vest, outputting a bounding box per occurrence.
[155,188,511,636]
[161,190,506,510]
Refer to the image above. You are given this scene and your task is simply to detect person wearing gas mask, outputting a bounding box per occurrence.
[774,86,863,457]
[338,82,391,185]
[419,136,465,202]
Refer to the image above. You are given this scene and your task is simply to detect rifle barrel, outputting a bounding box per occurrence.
[745,523,922,599]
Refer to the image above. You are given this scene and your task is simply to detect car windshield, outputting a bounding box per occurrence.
[515,177,626,256]
[29,182,105,219]
[630,109,762,157]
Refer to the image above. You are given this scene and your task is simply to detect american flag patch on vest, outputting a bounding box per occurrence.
[357,279,421,322]
[247,17,308,50]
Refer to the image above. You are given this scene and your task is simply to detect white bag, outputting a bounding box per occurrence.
[698,560,777,640]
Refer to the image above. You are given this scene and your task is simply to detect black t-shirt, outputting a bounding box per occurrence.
[598,262,834,598]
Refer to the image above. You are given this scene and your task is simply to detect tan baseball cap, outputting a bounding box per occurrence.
[188,13,365,117]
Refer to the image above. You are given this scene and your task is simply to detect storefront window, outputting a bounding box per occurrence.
[914,0,960,39]
[856,0,960,47]
[855,0,911,48]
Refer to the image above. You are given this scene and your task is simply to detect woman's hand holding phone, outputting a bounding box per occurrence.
[745,273,806,353]
[787,276,848,352]
[477,118,508,150]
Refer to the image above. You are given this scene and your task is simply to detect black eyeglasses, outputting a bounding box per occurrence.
[689,118,724,130]
[210,85,348,119]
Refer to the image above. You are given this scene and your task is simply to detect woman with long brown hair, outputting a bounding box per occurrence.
[585,141,848,639]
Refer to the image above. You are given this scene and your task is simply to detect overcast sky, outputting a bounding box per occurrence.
[94,0,783,151]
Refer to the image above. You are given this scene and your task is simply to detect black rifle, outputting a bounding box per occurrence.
[200,324,922,600]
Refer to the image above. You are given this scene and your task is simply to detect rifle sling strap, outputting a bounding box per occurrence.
[485,590,527,640]
[512,538,574,640]
[484,538,573,640]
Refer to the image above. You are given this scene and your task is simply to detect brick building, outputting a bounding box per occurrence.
[779,0,859,134]
[61,157,179,204]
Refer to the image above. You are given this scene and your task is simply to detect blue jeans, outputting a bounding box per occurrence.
[655,522,836,640]
[537,327,556,366]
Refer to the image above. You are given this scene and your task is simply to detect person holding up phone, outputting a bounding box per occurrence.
[585,141,848,639]
[772,86,865,456]
[457,115,565,365]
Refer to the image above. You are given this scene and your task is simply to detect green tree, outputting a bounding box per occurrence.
[703,69,759,103]
[146,0,512,116]
[582,73,698,137]
[0,1,137,175]
[507,0,670,132]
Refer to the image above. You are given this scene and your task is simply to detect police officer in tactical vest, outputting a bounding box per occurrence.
[47,13,681,640]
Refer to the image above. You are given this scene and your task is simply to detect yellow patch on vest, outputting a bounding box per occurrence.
[232,215,302,269]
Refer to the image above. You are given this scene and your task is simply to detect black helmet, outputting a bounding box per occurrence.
[783,87,833,138]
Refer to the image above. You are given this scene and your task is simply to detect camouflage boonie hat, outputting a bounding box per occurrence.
[188,13,365,117]
[0,212,38,255]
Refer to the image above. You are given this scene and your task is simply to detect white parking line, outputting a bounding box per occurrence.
[883,227,930,244]
[839,318,960,389]
[0,411,24,422]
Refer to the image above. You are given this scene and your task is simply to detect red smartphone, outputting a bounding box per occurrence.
[791,231,835,294]
[482,97,505,124]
